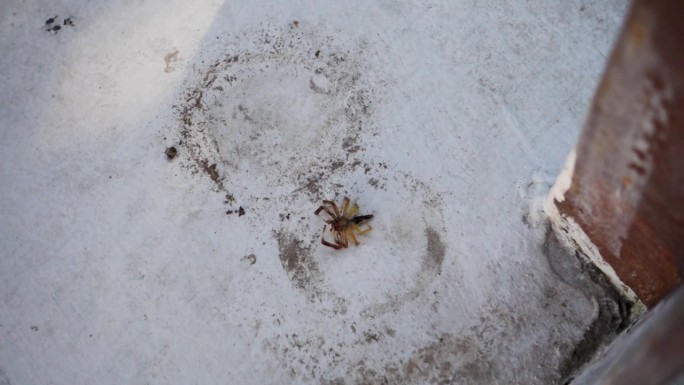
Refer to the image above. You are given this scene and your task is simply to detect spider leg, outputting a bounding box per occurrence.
[322,239,343,249]
[323,207,336,218]
[352,223,373,235]
[315,204,337,219]
[341,197,350,217]
[347,203,360,218]
[321,226,343,249]
[336,230,349,248]
[347,229,360,245]
[322,200,340,216]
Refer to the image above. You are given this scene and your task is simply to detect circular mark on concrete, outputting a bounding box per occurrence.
[278,168,449,318]
[168,22,447,317]
[271,169,448,318]
[355,176,448,318]
[171,23,383,202]
[275,230,349,315]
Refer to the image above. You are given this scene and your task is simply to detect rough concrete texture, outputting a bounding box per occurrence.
[0,0,630,384]
[571,284,684,385]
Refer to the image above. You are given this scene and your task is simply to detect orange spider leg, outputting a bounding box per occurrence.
[347,203,360,218]
[352,223,373,235]
[347,229,360,245]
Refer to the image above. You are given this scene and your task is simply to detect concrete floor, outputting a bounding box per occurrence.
[0,0,630,384]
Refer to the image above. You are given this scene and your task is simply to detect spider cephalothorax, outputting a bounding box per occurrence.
[315,197,373,249]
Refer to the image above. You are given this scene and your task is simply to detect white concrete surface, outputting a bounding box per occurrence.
[0,0,629,384]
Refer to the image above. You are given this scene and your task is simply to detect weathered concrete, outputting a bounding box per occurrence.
[0,0,630,383]
[571,285,684,385]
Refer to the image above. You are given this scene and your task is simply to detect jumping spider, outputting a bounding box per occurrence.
[315,197,373,249]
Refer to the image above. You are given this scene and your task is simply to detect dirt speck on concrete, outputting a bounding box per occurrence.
[242,254,257,265]
[164,49,179,73]
[165,146,178,160]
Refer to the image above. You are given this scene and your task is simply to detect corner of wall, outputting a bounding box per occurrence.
[544,149,646,321]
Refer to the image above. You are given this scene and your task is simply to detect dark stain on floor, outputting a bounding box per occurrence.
[425,227,446,275]
[543,224,636,384]
[274,230,349,315]
[200,160,220,184]
[275,230,323,302]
